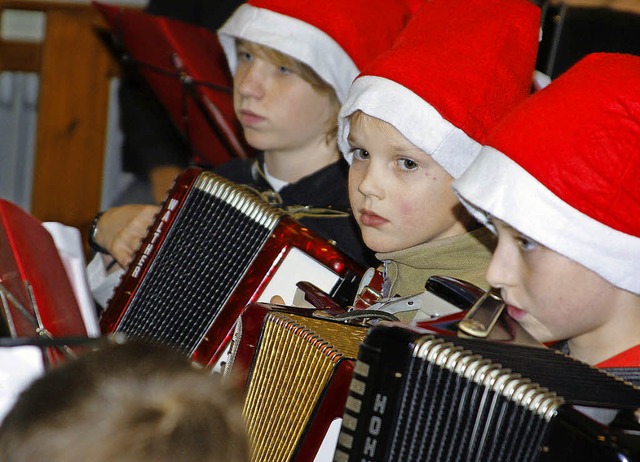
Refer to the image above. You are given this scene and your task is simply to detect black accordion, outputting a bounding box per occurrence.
[100,167,363,367]
[335,323,640,462]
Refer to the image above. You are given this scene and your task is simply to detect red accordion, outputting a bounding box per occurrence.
[100,167,364,367]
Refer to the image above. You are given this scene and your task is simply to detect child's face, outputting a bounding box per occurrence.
[233,42,336,154]
[347,114,468,253]
[487,219,621,345]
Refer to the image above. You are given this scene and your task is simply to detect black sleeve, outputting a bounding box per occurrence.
[118,73,191,178]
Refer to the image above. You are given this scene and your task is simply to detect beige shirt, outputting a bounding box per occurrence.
[377,227,496,301]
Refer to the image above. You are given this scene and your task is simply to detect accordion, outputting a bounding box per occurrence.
[0,199,88,365]
[237,305,369,462]
[334,323,640,462]
[100,167,363,367]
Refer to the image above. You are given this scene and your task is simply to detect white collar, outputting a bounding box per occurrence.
[262,162,289,192]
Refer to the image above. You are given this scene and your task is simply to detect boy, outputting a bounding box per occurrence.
[89,0,414,304]
[453,53,640,376]
[338,0,541,318]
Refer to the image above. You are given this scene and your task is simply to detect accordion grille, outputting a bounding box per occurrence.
[337,329,640,462]
[116,172,283,354]
[243,312,365,462]
[387,336,562,461]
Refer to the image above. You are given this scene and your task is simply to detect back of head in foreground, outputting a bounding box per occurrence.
[0,341,249,462]
[453,53,640,368]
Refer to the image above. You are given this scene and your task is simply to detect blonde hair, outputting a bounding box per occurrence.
[237,39,340,142]
[348,110,399,137]
[0,341,249,462]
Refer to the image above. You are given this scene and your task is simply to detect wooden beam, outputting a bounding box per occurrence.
[30,6,116,244]
[0,39,41,72]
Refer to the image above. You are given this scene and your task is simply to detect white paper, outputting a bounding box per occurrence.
[43,222,100,337]
[0,346,44,423]
[257,247,340,305]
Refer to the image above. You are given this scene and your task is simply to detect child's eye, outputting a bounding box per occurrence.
[516,235,538,252]
[278,65,292,75]
[397,158,418,171]
[350,148,369,161]
[237,50,253,63]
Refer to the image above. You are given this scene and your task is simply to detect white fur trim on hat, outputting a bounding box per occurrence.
[217,4,359,103]
[453,147,640,294]
[338,76,482,179]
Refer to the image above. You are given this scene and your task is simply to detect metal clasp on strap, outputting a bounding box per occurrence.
[353,267,385,309]
[285,205,350,220]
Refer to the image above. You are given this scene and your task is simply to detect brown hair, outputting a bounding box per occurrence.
[0,341,249,462]
[237,39,340,142]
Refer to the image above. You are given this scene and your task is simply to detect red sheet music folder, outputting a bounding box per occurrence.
[0,200,88,366]
[93,1,255,167]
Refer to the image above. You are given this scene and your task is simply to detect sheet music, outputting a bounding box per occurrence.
[43,222,100,337]
[314,418,342,462]
[0,346,44,423]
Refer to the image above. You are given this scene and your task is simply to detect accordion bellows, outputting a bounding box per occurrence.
[242,310,369,462]
[335,323,640,462]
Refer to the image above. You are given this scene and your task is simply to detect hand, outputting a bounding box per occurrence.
[269,295,286,305]
[95,204,160,268]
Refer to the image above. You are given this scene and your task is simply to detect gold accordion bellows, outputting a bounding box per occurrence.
[242,311,368,462]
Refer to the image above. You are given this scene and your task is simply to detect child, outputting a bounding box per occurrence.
[0,341,249,462]
[338,0,541,318]
[453,53,640,377]
[89,0,415,303]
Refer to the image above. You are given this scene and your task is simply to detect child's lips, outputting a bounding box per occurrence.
[359,210,388,227]
[506,304,527,321]
[238,109,265,126]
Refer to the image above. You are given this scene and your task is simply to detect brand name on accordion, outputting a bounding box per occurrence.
[361,392,388,460]
[131,198,179,278]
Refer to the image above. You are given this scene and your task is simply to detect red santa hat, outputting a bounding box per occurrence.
[217,0,413,103]
[454,53,640,294]
[339,0,541,178]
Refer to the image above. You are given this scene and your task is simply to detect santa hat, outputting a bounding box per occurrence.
[338,0,541,178]
[453,53,640,294]
[217,0,412,103]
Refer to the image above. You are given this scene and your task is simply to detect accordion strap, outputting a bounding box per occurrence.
[353,266,385,309]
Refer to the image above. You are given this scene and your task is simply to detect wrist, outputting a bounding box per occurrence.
[88,211,110,255]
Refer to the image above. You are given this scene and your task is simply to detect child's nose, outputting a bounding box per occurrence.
[235,63,266,99]
[485,241,514,290]
[356,164,384,199]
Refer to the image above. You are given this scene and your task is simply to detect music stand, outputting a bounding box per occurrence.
[93,2,254,167]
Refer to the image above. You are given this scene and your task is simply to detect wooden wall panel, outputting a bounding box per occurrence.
[30,8,112,233]
[1,1,120,251]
